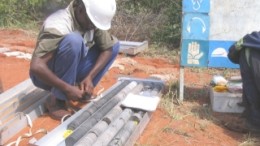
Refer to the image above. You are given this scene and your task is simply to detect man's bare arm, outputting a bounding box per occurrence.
[30,52,83,100]
[79,47,113,94]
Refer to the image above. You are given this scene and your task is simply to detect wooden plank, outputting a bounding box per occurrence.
[119,41,148,55]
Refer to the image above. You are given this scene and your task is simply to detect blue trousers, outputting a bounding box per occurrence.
[30,32,119,100]
[239,49,260,127]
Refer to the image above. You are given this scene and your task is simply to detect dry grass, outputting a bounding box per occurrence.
[153,51,259,145]
[239,134,260,146]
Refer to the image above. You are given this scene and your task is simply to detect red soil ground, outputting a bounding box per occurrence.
[0,29,259,146]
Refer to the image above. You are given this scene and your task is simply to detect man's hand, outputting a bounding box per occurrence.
[78,47,113,96]
[79,77,94,95]
[65,85,85,101]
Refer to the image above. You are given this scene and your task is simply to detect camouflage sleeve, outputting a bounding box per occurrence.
[234,38,244,51]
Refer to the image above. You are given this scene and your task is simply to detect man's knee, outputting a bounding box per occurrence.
[30,72,51,91]
[63,32,83,44]
[60,32,84,54]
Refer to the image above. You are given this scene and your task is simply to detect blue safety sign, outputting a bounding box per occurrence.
[183,0,210,13]
[181,39,209,67]
[208,41,239,68]
[182,13,209,40]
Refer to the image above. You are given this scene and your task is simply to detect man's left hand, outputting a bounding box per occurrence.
[79,77,94,96]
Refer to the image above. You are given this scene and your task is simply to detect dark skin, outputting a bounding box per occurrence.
[30,4,113,101]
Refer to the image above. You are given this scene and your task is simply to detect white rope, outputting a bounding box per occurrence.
[6,114,48,146]
[96,87,105,96]
[61,114,72,123]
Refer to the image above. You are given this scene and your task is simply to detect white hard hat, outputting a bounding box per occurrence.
[82,0,116,30]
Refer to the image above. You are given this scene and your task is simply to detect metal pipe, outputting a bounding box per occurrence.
[129,83,144,94]
[74,106,122,146]
[102,105,122,124]
[108,111,144,146]
[65,98,119,146]
[139,82,163,97]
[65,81,137,146]
[67,80,130,130]
[150,83,163,96]
[107,83,162,146]
[92,108,133,146]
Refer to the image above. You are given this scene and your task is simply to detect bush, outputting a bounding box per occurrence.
[0,0,71,27]
[0,0,43,26]
[0,0,182,49]
[112,0,182,49]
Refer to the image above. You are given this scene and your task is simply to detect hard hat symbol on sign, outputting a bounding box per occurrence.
[82,0,116,30]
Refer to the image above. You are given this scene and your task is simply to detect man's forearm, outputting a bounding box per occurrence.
[30,53,71,93]
[86,47,113,80]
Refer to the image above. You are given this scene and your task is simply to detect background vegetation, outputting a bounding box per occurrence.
[0,0,182,49]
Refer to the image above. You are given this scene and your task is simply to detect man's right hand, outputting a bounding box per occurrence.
[65,85,85,101]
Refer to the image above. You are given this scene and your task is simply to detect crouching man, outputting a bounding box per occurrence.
[29,0,119,120]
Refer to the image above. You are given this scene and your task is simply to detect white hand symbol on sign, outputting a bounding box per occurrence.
[187,42,203,65]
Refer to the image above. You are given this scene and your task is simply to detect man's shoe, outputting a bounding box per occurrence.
[45,95,71,120]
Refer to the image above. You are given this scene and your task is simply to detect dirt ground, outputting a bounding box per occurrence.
[0,29,260,146]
